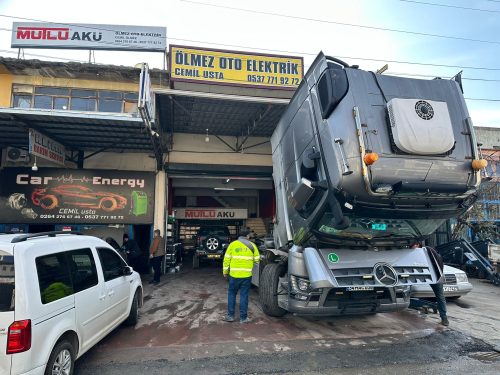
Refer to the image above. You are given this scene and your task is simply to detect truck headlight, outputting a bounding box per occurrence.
[290,275,311,293]
[456,273,468,283]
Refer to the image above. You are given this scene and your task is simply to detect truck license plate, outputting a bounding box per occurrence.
[346,286,374,291]
[443,286,458,292]
[207,254,221,259]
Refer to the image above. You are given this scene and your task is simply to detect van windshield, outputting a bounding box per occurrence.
[0,251,15,312]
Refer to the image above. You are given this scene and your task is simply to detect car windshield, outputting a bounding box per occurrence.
[316,212,445,240]
[0,251,15,312]
[199,228,228,236]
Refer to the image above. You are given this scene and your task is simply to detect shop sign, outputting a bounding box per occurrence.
[11,22,166,52]
[174,208,248,220]
[138,63,155,127]
[170,45,303,90]
[0,168,155,224]
[29,128,65,166]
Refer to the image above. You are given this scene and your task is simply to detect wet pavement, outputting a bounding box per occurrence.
[75,261,500,374]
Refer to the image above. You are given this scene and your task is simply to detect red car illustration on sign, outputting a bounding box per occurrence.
[31,185,128,212]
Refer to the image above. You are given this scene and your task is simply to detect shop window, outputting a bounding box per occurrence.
[72,89,97,98]
[35,87,70,96]
[54,97,69,110]
[12,84,34,94]
[99,90,123,100]
[71,98,97,111]
[124,92,138,101]
[13,95,32,108]
[33,95,52,109]
[98,99,122,113]
[124,101,138,113]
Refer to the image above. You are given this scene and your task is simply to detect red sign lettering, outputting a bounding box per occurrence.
[17,27,70,41]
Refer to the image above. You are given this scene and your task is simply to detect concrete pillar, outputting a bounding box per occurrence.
[154,170,166,235]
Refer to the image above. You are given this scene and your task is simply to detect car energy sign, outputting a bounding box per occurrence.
[0,168,155,224]
[170,45,303,89]
[11,22,166,52]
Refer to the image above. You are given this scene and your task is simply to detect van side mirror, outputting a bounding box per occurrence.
[288,178,315,210]
[122,266,133,276]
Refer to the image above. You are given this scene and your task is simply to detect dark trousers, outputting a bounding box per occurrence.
[430,283,447,319]
[227,276,252,320]
[151,256,163,282]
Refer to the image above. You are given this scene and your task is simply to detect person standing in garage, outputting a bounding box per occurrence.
[149,229,165,284]
[412,242,449,326]
[223,229,260,323]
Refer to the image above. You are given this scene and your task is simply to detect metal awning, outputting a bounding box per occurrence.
[0,108,155,153]
[156,89,289,142]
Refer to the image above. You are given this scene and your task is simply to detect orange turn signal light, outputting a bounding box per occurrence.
[364,153,379,165]
[471,159,488,170]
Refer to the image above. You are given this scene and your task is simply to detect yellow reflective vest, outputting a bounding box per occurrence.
[223,238,260,278]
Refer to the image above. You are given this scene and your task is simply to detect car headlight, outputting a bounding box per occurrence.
[456,273,468,283]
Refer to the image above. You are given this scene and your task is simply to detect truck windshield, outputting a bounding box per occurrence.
[0,251,15,312]
[316,213,445,240]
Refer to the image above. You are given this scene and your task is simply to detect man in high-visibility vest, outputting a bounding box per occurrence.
[223,229,260,323]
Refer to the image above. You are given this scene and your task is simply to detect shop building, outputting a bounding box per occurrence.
[0,42,305,262]
[0,57,168,268]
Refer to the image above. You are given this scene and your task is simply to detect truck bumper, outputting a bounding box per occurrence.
[284,287,410,316]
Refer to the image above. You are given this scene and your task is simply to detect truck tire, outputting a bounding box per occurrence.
[193,254,200,269]
[259,263,287,317]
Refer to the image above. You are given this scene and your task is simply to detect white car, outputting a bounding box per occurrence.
[0,232,143,375]
[410,265,472,299]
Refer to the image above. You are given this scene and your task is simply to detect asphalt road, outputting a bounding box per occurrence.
[74,264,500,375]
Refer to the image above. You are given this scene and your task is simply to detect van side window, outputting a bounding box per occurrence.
[317,67,349,119]
[36,254,73,304]
[97,248,126,281]
[68,248,98,292]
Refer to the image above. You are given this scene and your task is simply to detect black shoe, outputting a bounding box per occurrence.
[148,280,155,284]
[152,280,160,284]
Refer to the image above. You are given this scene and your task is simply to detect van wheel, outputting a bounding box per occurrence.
[45,340,74,375]
[259,263,287,317]
[124,290,139,326]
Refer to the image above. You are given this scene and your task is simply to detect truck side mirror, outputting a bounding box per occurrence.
[288,178,315,210]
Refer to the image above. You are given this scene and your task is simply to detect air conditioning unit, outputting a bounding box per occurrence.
[6,147,29,163]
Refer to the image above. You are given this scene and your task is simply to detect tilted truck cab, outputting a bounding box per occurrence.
[255,52,485,317]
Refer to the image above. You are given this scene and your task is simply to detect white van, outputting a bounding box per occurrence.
[0,232,143,375]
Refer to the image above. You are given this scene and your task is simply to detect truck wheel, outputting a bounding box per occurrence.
[124,290,139,326]
[259,263,287,317]
[193,254,200,269]
[45,340,75,375]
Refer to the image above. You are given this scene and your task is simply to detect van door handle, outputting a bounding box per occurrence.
[108,290,115,297]
[99,294,106,301]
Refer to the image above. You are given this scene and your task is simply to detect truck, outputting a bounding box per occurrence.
[253,52,486,317]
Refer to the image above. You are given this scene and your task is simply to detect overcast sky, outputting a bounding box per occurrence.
[0,0,498,127]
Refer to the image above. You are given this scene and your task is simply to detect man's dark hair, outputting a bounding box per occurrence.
[154,229,161,235]
[123,233,129,240]
[240,229,251,237]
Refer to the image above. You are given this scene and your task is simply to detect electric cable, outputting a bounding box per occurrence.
[399,0,500,13]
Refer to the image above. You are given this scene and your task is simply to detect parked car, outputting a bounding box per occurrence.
[193,226,231,268]
[410,265,472,299]
[0,231,142,375]
[31,184,127,212]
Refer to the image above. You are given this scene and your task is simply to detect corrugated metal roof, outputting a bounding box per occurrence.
[0,108,154,153]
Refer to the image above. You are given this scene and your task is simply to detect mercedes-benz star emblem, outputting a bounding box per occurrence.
[374,263,398,286]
